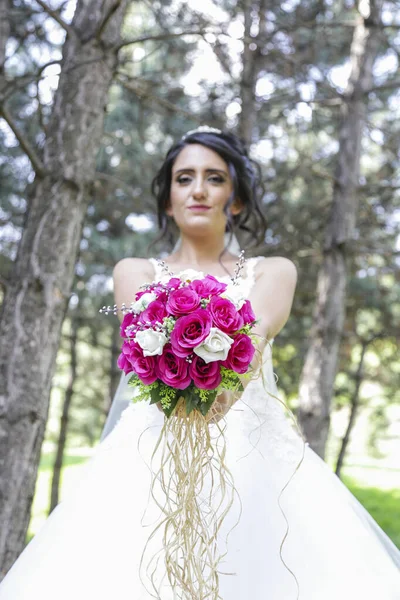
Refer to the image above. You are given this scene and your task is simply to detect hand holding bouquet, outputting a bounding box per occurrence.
[116,269,257,418]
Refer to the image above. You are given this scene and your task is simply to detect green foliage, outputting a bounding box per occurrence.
[343,476,400,550]
[218,367,244,395]
[127,369,242,418]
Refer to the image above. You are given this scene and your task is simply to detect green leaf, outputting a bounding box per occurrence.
[128,374,138,387]
[198,389,218,416]
[149,387,160,405]
[185,388,199,415]
[164,394,179,418]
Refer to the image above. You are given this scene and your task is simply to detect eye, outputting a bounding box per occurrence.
[209,175,224,184]
[176,176,191,185]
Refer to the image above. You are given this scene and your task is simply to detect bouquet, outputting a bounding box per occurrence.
[101,266,259,599]
[116,269,257,419]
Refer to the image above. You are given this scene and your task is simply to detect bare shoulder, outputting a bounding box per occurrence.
[249,256,297,339]
[113,258,155,321]
[255,256,297,282]
[113,257,154,282]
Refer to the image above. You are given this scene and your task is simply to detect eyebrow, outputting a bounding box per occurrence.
[173,168,228,176]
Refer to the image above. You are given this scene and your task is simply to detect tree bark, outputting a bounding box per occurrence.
[238,0,267,145]
[0,0,9,82]
[49,321,79,513]
[335,341,367,478]
[296,1,383,459]
[0,0,129,578]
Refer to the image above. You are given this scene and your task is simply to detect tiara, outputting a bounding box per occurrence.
[182,125,222,140]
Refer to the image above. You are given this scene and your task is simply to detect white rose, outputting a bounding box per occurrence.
[179,268,204,282]
[131,292,157,314]
[221,284,246,310]
[135,329,167,356]
[193,327,233,363]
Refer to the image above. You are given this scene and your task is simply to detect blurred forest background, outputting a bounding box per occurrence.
[0,0,399,576]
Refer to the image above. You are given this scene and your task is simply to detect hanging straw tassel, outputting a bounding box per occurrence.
[140,397,238,600]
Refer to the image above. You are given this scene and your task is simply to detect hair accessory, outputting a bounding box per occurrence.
[182,125,222,140]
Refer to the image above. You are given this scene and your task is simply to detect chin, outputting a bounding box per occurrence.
[179,226,224,241]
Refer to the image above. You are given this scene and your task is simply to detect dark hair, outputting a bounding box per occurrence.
[150,129,267,253]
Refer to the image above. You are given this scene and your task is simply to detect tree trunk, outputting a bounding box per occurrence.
[297,1,382,459]
[0,0,129,578]
[0,0,9,83]
[49,321,79,513]
[335,341,367,478]
[238,0,267,144]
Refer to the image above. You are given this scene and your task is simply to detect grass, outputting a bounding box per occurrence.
[342,475,400,549]
[28,451,400,551]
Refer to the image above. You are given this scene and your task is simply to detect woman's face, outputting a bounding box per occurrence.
[167,144,241,237]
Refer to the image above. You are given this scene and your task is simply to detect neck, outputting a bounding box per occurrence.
[171,234,231,268]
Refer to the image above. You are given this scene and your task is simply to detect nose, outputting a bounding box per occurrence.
[192,177,207,199]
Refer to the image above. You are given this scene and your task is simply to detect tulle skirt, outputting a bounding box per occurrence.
[0,388,399,600]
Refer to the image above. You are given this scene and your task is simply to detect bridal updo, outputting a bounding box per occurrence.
[151,128,267,251]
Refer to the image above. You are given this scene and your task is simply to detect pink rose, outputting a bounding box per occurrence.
[117,340,143,374]
[190,275,227,298]
[152,278,181,301]
[134,354,158,384]
[138,300,167,326]
[117,352,133,375]
[134,284,159,300]
[239,299,256,326]
[163,277,182,290]
[156,344,191,389]
[167,287,200,316]
[120,312,138,338]
[151,288,168,303]
[170,309,212,357]
[208,296,243,334]
[189,356,222,390]
[222,334,255,374]
[134,289,148,300]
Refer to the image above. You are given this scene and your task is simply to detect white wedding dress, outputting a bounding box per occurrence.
[0,257,399,600]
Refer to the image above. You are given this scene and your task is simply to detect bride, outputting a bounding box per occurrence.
[0,127,399,600]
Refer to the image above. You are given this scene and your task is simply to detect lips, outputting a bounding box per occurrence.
[188,205,211,211]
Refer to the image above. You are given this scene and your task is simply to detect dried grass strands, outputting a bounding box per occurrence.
[140,397,237,600]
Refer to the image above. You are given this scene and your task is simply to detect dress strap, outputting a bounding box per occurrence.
[148,257,163,282]
[244,256,264,288]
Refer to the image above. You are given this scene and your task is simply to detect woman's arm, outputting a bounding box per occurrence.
[249,256,298,342]
[113,257,155,323]
[208,257,298,423]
